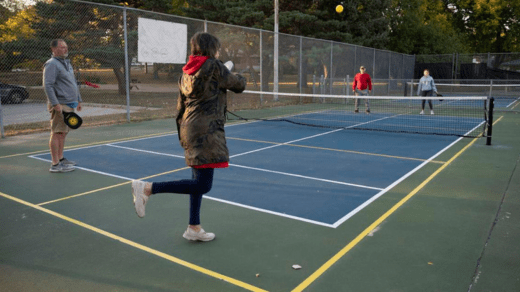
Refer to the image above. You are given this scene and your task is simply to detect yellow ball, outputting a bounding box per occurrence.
[336,4,344,13]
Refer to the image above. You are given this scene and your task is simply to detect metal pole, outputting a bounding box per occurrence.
[274,0,279,98]
[330,41,333,94]
[299,36,302,95]
[346,75,350,96]
[372,48,375,96]
[260,31,263,103]
[123,8,131,122]
[204,19,207,32]
[0,99,4,138]
[452,53,455,80]
[388,53,392,95]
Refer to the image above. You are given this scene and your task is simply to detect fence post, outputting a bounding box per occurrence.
[0,100,4,138]
[346,75,350,96]
[299,36,302,96]
[259,31,263,104]
[330,41,333,94]
[312,75,316,94]
[123,7,131,122]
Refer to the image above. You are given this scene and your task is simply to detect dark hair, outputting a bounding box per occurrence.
[50,39,66,48]
[424,69,429,72]
[190,32,220,58]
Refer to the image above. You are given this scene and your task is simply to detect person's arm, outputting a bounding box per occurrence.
[43,61,60,107]
[352,74,357,91]
[217,61,246,93]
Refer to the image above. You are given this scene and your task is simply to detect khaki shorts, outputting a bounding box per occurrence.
[48,103,74,133]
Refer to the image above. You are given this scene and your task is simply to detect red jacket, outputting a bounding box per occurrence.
[353,73,372,91]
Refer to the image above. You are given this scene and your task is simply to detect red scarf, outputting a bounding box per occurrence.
[182,55,210,75]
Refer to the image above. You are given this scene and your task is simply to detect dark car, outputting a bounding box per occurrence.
[0,81,29,104]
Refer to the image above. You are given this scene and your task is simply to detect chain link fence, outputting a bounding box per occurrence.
[0,0,415,137]
[415,52,520,80]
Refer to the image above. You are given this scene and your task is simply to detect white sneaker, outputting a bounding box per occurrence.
[420,110,424,115]
[183,227,215,242]
[132,180,149,218]
[431,110,434,115]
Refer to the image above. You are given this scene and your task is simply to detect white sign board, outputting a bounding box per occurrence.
[138,18,187,64]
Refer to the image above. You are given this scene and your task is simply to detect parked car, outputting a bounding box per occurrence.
[0,81,29,104]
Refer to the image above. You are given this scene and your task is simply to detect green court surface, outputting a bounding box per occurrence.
[1,110,519,291]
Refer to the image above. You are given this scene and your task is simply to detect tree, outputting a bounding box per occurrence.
[0,6,37,71]
[387,0,468,55]
[445,0,520,54]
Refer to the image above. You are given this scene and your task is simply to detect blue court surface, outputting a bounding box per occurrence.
[31,120,468,228]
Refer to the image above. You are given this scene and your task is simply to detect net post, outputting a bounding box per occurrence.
[486,97,494,145]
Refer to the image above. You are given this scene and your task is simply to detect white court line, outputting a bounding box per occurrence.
[230,164,383,191]
[230,114,399,158]
[330,120,487,228]
[107,144,382,191]
[106,144,184,159]
[203,196,335,228]
[26,114,481,228]
[29,155,135,181]
[505,97,520,108]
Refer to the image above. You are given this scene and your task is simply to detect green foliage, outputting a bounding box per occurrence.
[387,0,469,54]
[445,0,520,53]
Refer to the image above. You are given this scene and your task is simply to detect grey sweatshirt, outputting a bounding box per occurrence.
[43,57,82,106]
[417,75,437,95]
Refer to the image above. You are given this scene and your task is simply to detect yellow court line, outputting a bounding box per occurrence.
[0,131,176,159]
[37,167,191,206]
[0,191,267,292]
[291,116,504,292]
[228,137,446,164]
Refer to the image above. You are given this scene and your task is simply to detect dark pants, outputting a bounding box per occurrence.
[420,90,433,110]
[151,168,214,225]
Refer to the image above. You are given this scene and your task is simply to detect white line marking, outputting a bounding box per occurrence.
[230,114,398,158]
[330,120,486,228]
[230,164,384,191]
[203,195,335,228]
[106,144,184,158]
[104,144,383,190]
[505,97,520,108]
[29,155,135,181]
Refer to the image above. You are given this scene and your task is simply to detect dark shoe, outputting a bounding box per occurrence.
[60,157,76,166]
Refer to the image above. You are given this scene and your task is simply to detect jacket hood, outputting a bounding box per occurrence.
[182,55,210,75]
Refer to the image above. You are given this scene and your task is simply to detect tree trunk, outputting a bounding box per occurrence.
[113,67,126,95]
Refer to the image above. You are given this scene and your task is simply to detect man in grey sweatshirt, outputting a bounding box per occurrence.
[43,39,82,173]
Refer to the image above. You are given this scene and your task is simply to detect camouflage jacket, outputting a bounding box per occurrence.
[177,58,246,166]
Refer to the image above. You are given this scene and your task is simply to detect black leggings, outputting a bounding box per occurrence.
[420,90,433,110]
[151,168,214,225]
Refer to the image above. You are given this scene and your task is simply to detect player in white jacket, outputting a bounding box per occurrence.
[417,69,437,115]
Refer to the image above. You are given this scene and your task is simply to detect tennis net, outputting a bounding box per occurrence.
[226,91,492,139]
[408,82,520,110]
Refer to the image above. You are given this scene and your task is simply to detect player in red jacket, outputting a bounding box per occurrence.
[352,66,372,113]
